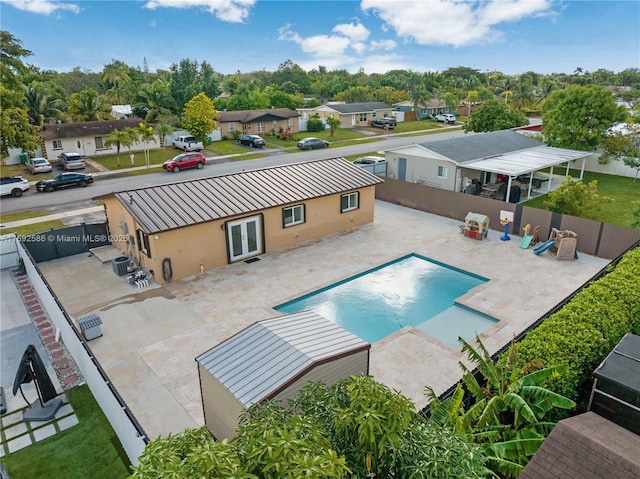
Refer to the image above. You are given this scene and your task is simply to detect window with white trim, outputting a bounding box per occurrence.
[359,113,367,122]
[95,137,104,149]
[256,121,266,133]
[341,192,359,212]
[53,140,62,149]
[288,118,294,127]
[283,204,305,227]
[136,229,151,258]
[437,165,448,179]
[228,123,235,132]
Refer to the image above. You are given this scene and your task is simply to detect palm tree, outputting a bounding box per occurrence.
[68,88,110,121]
[137,79,177,123]
[411,85,432,120]
[465,90,480,117]
[102,60,131,104]
[426,336,575,478]
[136,123,155,169]
[22,83,64,127]
[104,128,135,167]
[442,91,459,114]
[153,121,175,150]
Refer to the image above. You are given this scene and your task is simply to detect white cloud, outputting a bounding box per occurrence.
[361,0,554,47]
[144,0,256,23]
[278,22,401,71]
[1,0,79,15]
[332,21,370,42]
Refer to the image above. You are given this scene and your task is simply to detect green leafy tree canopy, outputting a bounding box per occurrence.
[542,84,625,151]
[181,92,219,142]
[464,98,528,133]
[543,176,613,219]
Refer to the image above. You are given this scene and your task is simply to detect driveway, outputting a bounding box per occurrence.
[36,201,610,439]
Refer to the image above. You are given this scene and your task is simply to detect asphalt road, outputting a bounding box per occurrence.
[1,129,468,215]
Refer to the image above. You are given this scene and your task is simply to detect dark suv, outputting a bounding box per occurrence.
[370,117,396,129]
[163,152,206,172]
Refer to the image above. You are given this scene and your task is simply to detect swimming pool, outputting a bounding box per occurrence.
[274,254,498,347]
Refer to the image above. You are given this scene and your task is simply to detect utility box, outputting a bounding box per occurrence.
[78,314,103,341]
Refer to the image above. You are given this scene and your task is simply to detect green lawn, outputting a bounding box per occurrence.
[522,169,639,227]
[2,385,131,479]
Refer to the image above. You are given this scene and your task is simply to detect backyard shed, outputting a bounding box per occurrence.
[196,310,370,440]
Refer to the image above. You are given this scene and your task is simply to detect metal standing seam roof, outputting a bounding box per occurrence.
[462,145,592,177]
[110,157,383,234]
[196,310,370,406]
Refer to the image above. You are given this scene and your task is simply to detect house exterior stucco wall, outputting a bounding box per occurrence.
[43,138,159,162]
[103,186,377,284]
[385,151,458,190]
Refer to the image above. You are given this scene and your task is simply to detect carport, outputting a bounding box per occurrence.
[462,145,592,202]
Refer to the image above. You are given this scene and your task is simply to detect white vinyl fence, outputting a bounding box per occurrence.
[10,235,147,465]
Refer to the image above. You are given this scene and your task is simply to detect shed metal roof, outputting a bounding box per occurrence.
[462,145,592,177]
[593,333,640,393]
[196,310,370,406]
[106,157,383,234]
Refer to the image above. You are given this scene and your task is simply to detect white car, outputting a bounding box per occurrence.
[1,176,30,197]
[172,135,204,152]
[353,156,386,165]
[434,113,456,124]
[26,157,53,174]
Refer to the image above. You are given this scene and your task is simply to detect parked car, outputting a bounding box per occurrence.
[163,152,206,172]
[433,113,456,124]
[25,157,53,174]
[237,134,266,148]
[369,118,397,129]
[58,152,86,170]
[172,135,204,151]
[297,137,329,150]
[36,173,94,192]
[0,176,30,197]
[353,156,386,165]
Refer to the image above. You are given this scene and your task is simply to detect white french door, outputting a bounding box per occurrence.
[227,216,262,262]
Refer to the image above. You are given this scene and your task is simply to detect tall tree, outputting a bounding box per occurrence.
[22,82,65,127]
[68,87,111,121]
[181,92,219,144]
[135,123,155,169]
[464,99,528,133]
[137,79,177,123]
[0,31,40,159]
[102,59,132,104]
[542,84,625,150]
[170,58,221,111]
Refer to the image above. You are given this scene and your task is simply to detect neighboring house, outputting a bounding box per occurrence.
[383,130,592,199]
[216,108,300,138]
[41,118,159,160]
[298,102,394,129]
[111,105,133,119]
[393,99,448,120]
[197,310,370,439]
[96,158,383,283]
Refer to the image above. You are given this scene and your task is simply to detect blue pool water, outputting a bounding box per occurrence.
[274,254,498,347]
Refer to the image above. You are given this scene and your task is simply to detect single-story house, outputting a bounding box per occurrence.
[383,130,592,201]
[298,102,395,129]
[393,99,449,120]
[41,118,160,161]
[96,158,384,283]
[196,310,370,439]
[216,108,300,139]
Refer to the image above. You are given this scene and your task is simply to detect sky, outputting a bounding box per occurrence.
[1,0,639,76]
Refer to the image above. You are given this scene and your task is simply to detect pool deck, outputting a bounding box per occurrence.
[36,200,610,439]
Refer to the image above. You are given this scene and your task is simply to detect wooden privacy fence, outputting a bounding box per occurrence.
[376,178,640,260]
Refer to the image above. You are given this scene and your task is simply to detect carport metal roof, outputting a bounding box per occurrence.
[461,145,591,177]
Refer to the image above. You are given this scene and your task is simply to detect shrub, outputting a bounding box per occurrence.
[307,114,324,132]
[509,247,640,404]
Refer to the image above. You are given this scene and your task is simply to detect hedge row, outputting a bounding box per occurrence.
[511,246,640,402]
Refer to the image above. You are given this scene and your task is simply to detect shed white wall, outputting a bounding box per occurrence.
[385,151,458,190]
